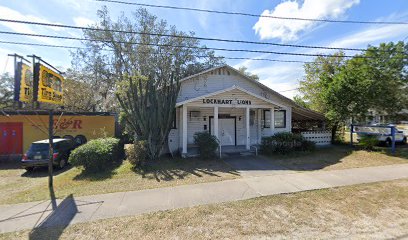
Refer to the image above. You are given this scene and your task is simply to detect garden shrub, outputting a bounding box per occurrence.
[193,131,219,159]
[299,139,316,152]
[126,140,148,167]
[261,132,315,155]
[69,137,123,172]
[358,134,379,150]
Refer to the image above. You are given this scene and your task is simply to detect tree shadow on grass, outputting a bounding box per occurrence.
[133,157,239,182]
[379,145,408,160]
[21,165,73,178]
[72,160,123,181]
[258,144,408,172]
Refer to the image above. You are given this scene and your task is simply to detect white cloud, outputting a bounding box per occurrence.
[0,6,66,45]
[0,6,64,32]
[73,17,95,27]
[244,12,408,99]
[0,48,15,75]
[328,24,408,49]
[253,0,360,42]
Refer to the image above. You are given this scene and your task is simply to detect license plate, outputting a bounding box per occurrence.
[34,155,42,160]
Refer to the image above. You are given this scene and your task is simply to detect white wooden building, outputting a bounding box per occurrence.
[167,65,326,157]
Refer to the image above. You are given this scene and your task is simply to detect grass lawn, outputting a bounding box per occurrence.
[2,179,407,239]
[262,145,408,171]
[0,158,239,205]
[0,145,406,205]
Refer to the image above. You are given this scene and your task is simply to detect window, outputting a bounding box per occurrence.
[274,110,286,128]
[250,110,255,126]
[263,110,271,128]
[263,109,286,128]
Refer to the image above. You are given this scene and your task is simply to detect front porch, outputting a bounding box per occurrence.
[175,86,291,158]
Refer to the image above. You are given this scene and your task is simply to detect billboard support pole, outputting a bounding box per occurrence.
[28,55,41,109]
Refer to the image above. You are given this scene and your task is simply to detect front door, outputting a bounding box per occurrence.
[0,122,23,155]
[210,118,235,146]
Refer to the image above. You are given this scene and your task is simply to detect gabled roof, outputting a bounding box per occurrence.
[180,64,325,120]
[176,85,286,108]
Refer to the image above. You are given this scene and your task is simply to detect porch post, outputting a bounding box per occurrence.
[286,107,292,132]
[214,106,219,140]
[257,109,262,144]
[270,107,275,136]
[246,107,250,150]
[182,104,188,155]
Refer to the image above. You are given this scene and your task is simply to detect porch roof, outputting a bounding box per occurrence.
[175,85,285,108]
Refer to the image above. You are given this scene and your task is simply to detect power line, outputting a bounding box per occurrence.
[0,18,381,52]
[0,30,397,59]
[0,40,311,63]
[94,0,408,25]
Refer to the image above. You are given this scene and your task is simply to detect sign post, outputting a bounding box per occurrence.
[27,55,64,209]
[391,126,396,156]
[48,109,57,209]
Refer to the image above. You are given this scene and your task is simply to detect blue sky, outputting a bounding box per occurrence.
[1,0,408,98]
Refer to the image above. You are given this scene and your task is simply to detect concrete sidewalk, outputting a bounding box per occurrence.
[1,164,408,233]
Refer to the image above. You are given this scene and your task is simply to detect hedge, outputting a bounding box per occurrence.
[193,131,219,159]
[260,132,315,155]
[69,137,123,172]
[126,140,148,167]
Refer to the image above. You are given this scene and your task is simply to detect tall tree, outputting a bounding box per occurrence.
[238,66,259,81]
[293,95,310,109]
[0,73,14,109]
[299,41,408,141]
[63,69,99,112]
[299,52,346,141]
[74,7,224,160]
[360,42,408,117]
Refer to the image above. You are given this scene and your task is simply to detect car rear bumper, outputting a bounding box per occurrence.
[21,159,57,168]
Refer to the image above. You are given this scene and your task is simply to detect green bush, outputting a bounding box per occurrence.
[193,131,219,159]
[299,139,316,152]
[126,140,148,167]
[261,132,315,155]
[69,137,123,172]
[358,134,379,150]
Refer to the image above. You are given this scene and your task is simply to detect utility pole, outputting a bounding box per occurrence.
[27,54,61,209]
[48,108,57,209]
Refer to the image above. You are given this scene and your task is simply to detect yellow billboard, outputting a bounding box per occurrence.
[37,64,64,105]
[19,63,33,102]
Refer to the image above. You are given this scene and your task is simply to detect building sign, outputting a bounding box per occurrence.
[36,64,64,105]
[202,98,252,105]
[13,62,33,102]
[19,63,33,102]
[53,119,83,130]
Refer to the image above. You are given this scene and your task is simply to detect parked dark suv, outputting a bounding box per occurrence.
[21,138,75,171]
